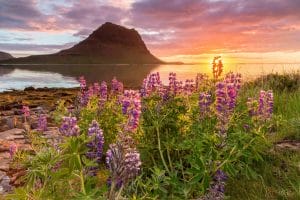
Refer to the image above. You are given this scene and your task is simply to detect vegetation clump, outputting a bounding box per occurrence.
[7,63,300,199]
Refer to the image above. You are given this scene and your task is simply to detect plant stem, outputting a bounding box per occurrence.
[77,154,86,195]
[155,123,170,174]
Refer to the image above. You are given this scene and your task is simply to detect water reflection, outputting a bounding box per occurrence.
[0,63,299,91]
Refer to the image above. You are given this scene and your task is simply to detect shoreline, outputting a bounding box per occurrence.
[0,87,79,112]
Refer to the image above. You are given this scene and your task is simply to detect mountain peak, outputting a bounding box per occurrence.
[2,22,163,64]
[0,51,14,61]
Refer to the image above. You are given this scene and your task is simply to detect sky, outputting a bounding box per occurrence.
[1,0,300,63]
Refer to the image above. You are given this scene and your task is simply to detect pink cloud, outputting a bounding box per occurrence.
[1,0,300,57]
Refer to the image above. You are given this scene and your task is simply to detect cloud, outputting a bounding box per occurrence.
[129,0,300,56]
[1,0,300,57]
[0,42,75,52]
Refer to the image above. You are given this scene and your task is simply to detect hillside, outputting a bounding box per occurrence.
[1,22,163,64]
[0,51,13,61]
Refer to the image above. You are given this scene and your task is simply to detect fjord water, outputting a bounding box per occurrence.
[0,63,299,92]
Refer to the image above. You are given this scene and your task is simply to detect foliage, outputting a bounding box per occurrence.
[8,69,300,199]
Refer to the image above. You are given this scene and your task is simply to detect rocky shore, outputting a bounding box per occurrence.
[0,87,78,194]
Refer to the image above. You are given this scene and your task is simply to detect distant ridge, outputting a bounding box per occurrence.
[0,51,13,61]
[2,22,163,64]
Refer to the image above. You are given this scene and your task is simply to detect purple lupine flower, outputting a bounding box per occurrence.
[225,72,242,90]
[183,79,195,95]
[199,92,212,118]
[98,81,108,108]
[249,90,274,120]
[141,72,163,97]
[78,76,89,106]
[37,114,47,132]
[100,81,108,99]
[195,73,209,90]
[111,77,124,95]
[88,85,94,98]
[124,150,141,179]
[215,77,240,137]
[246,97,258,117]
[22,105,30,117]
[204,170,228,200]
[59,116,80,136]
[9,143,18,158]
[122,90,133,114]
[169,72,177,91]
[79,76,86,89]
[140,78,148,97]
[168,72,184,95]
[106,135,141,189]
[122,90,142,132]
[93,83,100,95]
[86,120,104,170]
[226,83,237,112]
[266,91,273,117]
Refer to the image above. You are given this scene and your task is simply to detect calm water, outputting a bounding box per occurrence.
[0,63,299,92]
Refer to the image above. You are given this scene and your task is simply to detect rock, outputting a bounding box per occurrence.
[0,129,25,141]
[0,174,12,194]
[24,86,35,91]
[276,140,300,151]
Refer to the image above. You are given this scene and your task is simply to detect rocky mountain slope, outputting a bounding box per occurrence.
[1,22,163,64]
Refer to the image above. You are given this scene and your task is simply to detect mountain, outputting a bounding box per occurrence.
[0,51,13,61]
[1,22,163,64]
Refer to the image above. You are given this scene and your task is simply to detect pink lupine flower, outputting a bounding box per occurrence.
[9,143,18,158]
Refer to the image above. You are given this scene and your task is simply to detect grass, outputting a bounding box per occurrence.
[226,73,300,200]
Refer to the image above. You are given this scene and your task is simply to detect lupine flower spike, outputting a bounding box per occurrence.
[204,170,228,200]
[37,114,47,132]
[199,92,212,118]
[212,56,223,79]
[106,134,141,198]
[59,116,80,136]
[86,120,104,175]
[9,143,18,159]
[122,90,142,132]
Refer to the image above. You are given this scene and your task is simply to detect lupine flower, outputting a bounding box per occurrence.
[168,72,183,95]
[215,75,241,137]
[128,95,142,131]
[140,78,148,97]
[37,114,47,132]
[258,90,273,119]
[79,76,89,106]
[122,90,142,132]
[183,79,195,95]
[248,90,273,120]
[212,56,223,79]
[9,143,18,158]
[79,76,86,89]
[59,116,80,136]
[195,73,209,90]
[225,72,242,90]
[204,170,228,200]
[93,83,100,95]
[98,81,108,108]
[106,135,141,189]
[88,85,94,98]
[79,90,89,107]
[22,105,30,117]
[111,77,124,95]
[86,120,104,163]
[246,97,258,117]
[199,92,212,118]
[141,72,162,97]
